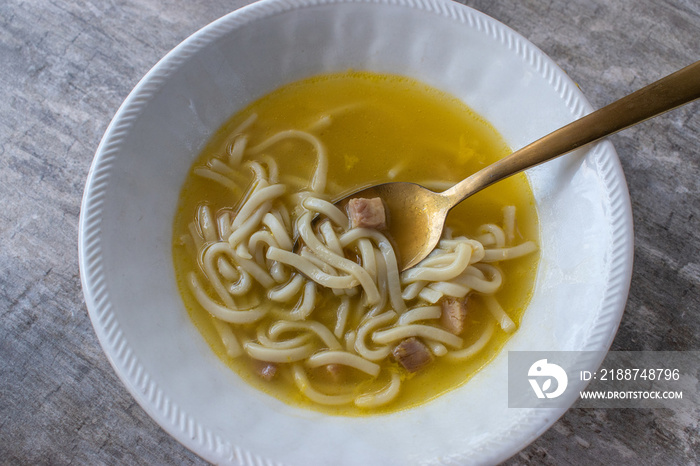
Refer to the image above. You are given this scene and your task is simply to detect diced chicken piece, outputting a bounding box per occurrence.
[440,297,469,335]
[348,197,386,230]
[252,360,278,381]
[393,337,432,373]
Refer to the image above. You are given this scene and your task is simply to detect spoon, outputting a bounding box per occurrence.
[332,60,700,271]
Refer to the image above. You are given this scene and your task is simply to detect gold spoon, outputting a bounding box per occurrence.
[332,60,700,271]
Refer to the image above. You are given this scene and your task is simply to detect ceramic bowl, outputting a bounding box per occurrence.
[79,0,634,464]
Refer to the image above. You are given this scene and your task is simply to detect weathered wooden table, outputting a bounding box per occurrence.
[1,0,698,464]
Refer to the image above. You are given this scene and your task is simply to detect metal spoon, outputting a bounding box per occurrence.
[333,60,700,271]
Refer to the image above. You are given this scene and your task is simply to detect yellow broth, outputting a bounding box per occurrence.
[172,71,539,415]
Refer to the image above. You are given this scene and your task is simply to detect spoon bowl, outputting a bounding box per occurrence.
[334,182,452,269]
[336,60,700,270]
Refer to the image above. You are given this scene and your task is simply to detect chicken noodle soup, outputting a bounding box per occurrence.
[173,71,539,415]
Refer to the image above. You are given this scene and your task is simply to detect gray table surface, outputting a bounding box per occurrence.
[1,0,698,464]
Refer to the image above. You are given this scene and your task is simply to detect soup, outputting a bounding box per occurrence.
[172,71,539,415]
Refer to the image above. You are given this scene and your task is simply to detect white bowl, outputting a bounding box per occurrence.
[79,0,634,464]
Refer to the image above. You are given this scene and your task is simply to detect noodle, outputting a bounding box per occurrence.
[306,350,381,377]
[354,372,401,408]
[187,273,267,323]
[244,341,317,363]
[354,311,396,361]
[292,364,357,405]
[372,324,463,348]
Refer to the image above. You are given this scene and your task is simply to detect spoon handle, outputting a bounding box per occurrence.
[441,59,700,206]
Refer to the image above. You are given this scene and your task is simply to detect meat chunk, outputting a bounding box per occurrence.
[252,360,278,381]
[393,337,432,373]
[440,297,469,335]
[348,197,386,230]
